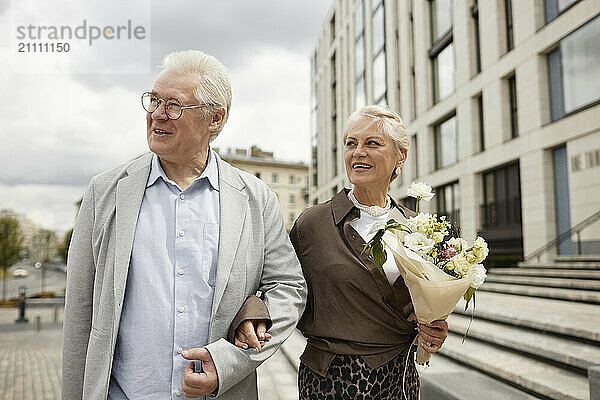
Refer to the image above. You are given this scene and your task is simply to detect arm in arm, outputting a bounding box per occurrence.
[204,191,307,397]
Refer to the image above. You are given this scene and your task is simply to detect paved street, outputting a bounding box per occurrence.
[0,306,299,400]
[3,262,66,299]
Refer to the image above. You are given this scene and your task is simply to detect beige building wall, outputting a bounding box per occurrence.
[310,0,600,262]
[217,148,309,231]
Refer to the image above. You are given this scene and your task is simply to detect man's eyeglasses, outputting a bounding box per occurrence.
[141,92,207,120]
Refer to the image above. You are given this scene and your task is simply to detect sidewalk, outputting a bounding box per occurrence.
[0,306,298,400]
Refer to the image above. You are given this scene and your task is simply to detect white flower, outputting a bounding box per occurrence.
[448,237,468,252]
[468,264,487,289]
[403,232,436,254]
[407,213,435,234]
[472,236,490,263]
[368,220,388,236]
[447,254,471,277]
[432,232,446,243]
[407,181,435,201]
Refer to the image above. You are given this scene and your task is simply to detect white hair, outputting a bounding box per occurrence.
[344,105,410,181]
[159,50,232,141]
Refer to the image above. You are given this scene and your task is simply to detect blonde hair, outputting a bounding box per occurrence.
[344,105,409,181]
[159,50,232,141]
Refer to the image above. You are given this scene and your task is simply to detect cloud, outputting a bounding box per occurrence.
[1,0,332,230]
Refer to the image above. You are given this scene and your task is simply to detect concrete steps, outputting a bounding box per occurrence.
[447,313,600,372]
[517,262,600,270]
[439,332,590,400]
[480,282,600,304]
[491,268,600,279]
[486,275,600,290]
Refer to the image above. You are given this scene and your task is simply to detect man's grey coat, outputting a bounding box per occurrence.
[62,152,306,399]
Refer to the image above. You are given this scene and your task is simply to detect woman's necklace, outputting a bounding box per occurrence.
[348,189,392,217]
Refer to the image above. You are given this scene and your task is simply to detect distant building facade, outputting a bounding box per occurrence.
[311,0,600,264]
[217,146,309,231]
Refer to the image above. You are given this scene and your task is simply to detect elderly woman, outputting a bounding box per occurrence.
[236,105,448,399]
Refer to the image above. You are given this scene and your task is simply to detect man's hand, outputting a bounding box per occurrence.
[417,320,448,354]
[181,348,218,398]
[233,319,272,352]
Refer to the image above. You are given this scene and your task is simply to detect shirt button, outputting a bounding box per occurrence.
[176,389,182,397]
[352,234,357,239]
[178,306,185,313]
[179,194,185,200]
[178,268,184,275]
[177,347,183,354]
[178,230,185,237]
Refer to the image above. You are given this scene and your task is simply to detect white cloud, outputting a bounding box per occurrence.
[0,0,332,231]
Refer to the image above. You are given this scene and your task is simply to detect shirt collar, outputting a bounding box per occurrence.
[331,188,406,225]
[147,149,220,191]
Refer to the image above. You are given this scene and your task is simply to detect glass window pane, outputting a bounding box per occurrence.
[355,34,364,78]
[373,51,386,102]
[439,116,457,168]
[560,16,600,113]
[434,43,455,101]
[355,75,366,109]
[354,0,364,39]
[432,0,453,41]
[372,5,385,53]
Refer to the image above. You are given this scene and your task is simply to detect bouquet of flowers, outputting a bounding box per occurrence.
[366,181,489,365]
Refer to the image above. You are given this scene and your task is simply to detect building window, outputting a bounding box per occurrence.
[431,0,452,40]
[289,213,295,223]
[475,93,485,152]
[410,135,419,179]
[372,1,387,104]
[311,52,319,190]
[289,175,295,185]
[481,163,522,229]
[289,194,295,205]
[507,74,518,138]
[545,0,581,23]
[434,114,458,169]
[471,0,482,74]
[430,0,454,103]
[272,173,278,184]
[548,15,600,121]
[436,181,460,228]
[255,172,261,179]
[354,0,366,109]
[505,0,514,52]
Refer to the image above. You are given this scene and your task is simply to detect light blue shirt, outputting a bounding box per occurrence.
[108,151,220,400]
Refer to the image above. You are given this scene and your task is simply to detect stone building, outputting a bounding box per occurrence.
[310,0,600,264]
[217,146,309,231]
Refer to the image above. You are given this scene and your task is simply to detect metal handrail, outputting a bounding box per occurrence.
[523,209,600,263]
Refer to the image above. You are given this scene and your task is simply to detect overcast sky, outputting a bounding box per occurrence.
[0,0,332,233]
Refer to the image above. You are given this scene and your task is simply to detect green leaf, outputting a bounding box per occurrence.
[463,287,475,311]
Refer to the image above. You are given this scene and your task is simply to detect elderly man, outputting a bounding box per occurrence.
[62,50,306,400]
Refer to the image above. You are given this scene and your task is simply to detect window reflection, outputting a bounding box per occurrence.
[434,43,455,101]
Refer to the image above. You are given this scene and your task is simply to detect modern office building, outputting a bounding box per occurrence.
[216,146,309,231]
[310,0,600,264]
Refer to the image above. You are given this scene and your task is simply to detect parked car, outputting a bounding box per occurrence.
[12,268,28,278]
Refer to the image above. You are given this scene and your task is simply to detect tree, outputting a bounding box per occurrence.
[0,210,24,302]
[30,229,58,293]
[57,228,73,264]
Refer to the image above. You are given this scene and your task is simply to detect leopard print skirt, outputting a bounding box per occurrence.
[298,351,419,400]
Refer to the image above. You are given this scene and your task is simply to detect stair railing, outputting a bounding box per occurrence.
[523,209,600,264]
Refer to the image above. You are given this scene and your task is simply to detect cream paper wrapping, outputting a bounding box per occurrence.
[382,229,475,364]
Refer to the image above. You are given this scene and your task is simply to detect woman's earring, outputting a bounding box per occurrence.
[395,166,402,176]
